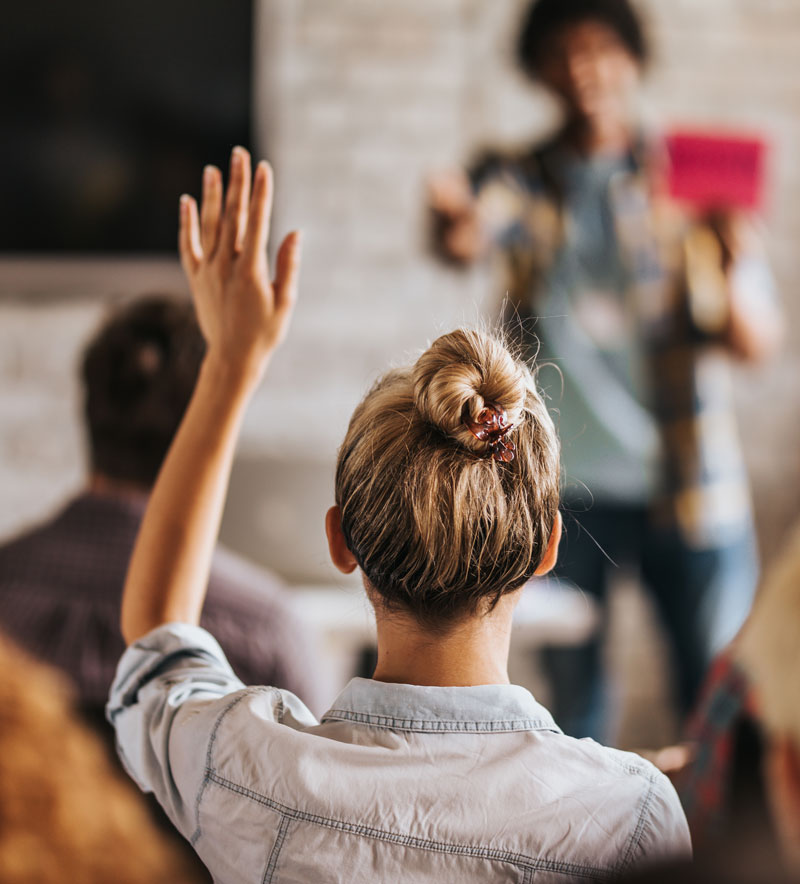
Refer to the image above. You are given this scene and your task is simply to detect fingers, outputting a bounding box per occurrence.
[273,231,303,314]
[443,215,484,263]
[189,150,287,292]
[235,149,253,252]
[242,161,274,267]
[428,169,473,216]
[200,165,223,257]
[220,147,252,259]
[178,195,202,276]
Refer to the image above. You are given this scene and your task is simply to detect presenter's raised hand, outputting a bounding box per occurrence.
[427,168,485,264]
[178,146,302,386]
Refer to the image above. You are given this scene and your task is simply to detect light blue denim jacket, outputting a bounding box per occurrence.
[107,623,690,883]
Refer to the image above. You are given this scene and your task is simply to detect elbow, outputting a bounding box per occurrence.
[728,321,783,364]
[725,305,784,364]
[120,617,141,648]
[120,599,161,647]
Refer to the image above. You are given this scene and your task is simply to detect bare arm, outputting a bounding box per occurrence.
[711,212,782,362]
[120,147,302,645]
[725,283,783,362]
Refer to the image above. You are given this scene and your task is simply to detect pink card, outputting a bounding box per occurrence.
[665,130,768,212]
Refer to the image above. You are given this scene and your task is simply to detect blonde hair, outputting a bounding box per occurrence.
[335,328,560,628]
[0,633,196,884]
[738,520,800,746]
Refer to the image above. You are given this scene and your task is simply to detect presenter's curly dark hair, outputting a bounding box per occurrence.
[517,0,649,79]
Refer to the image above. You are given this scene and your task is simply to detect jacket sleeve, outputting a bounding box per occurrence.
[625,771,693,871]
[106,622,250,839]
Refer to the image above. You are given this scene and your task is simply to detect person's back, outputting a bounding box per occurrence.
[111,633,686,882]
[0,491,322,716]
[0,295,323,719]
[0,295,324,882]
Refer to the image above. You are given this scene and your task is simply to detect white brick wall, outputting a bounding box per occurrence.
[2,0,799,580]
[0,299,102,538]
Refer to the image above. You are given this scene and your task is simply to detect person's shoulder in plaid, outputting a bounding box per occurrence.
[678,645,763,845]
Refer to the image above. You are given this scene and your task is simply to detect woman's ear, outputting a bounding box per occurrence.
[534,510,562,577]
[325,505,358,575]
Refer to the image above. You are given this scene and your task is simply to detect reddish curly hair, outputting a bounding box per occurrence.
[0,632,197,883]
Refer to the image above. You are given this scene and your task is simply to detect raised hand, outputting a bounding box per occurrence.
[427,169,485,264]
[121,149,302,644]
[178,146,302,386]
[428,168,475,219]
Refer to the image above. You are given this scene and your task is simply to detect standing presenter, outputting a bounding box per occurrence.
[429,0,781,740]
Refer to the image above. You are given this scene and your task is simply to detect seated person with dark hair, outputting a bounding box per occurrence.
[0,295,324,735]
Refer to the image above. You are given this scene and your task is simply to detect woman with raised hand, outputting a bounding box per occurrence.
[108,147,690,883]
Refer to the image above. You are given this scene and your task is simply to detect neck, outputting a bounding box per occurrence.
[371,591,519,687]
[88,472,150,504]
[564,113,632,157]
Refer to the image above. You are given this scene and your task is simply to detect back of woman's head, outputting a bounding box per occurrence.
[335,329,560,629]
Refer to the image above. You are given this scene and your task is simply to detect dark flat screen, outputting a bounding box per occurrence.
[0,0,253,253]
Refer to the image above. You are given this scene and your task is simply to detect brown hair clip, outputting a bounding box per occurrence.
[463,402,516,463]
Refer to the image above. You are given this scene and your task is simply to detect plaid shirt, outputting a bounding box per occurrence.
[471,132,771,548]
[0,492,326,716]
[678,648,760,845]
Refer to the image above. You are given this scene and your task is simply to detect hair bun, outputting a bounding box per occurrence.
[412,329,527,454]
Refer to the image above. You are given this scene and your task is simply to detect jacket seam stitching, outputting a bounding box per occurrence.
[205,769,612,879]
[190,687,280,845]
[617,776,656,874]
[321,710,560,733]
[262,814,291,884]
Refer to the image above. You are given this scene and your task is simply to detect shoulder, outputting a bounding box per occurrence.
[0,507,90,599]
[201,547,319,692]
[205,545,294,618]
[0,517,57,570]
[591,742,692,870]
[537,734,691,869]
[573,736,686,809]
[202,546,304,644]
[0,494,136,582]
[468,137,556,194]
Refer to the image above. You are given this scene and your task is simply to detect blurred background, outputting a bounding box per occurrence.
[1,0,799,748]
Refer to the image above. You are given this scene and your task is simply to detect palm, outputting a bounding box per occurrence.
[428,168,474,218]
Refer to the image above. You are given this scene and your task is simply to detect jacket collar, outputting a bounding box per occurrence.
[322,677,561,734]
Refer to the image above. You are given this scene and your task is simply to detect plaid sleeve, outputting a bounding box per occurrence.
[678,650,752,843]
